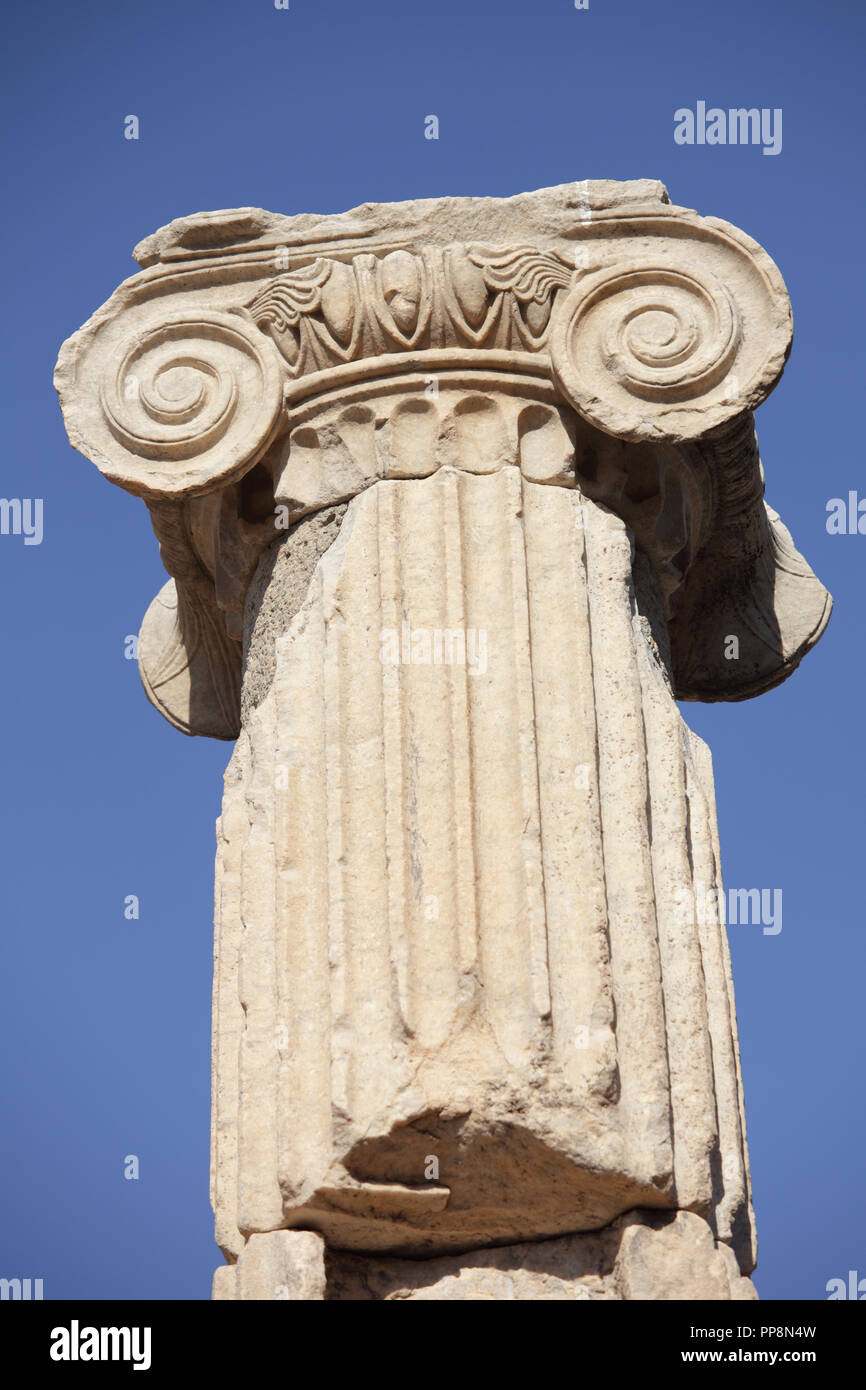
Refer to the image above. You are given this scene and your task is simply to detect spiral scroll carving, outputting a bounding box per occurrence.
[92,310,284,498]
[550,265,749,443]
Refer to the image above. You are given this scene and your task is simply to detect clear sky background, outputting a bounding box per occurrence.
[1,0,862,1301]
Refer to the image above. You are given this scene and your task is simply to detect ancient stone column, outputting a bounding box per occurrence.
[56,180,831,1300]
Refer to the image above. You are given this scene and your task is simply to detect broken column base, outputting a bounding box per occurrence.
[212,1210,757,1301]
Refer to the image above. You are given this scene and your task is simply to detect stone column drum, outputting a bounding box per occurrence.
[55,180,831,1300]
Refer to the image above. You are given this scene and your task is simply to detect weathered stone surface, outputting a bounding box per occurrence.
[54,181,832,1300]
[614,1212,757,1302]
[213,1208,758,1301]
[326,1211,757,1301]
[210,470,754,1266]
[241,503,347,720]
[213,1231,326,1301]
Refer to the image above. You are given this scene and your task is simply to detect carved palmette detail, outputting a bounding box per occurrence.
[467,244,574,303]
[245,244,579,375]
[242,232,791,448]
[246,260,332,328]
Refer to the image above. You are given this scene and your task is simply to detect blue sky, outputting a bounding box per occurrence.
[0,0,862,1300]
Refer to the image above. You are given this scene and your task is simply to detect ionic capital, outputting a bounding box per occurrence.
[55,180,830,731]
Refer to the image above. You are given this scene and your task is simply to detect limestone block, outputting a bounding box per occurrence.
[213,1231,326,1301]
[211,1264,237,1302]
[614,1213,757,1302]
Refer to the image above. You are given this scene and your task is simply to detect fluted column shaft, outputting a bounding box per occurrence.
[211,419,754,1276]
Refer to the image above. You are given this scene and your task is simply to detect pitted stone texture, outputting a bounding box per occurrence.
[241,504,347,718]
